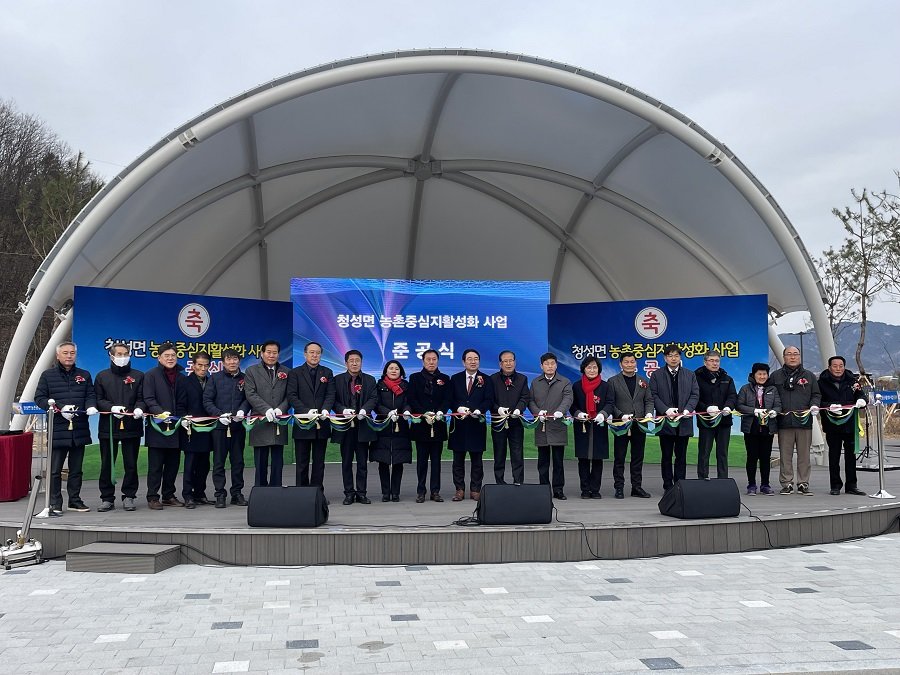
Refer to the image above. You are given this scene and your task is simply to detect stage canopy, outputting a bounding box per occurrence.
[1,49,834,424]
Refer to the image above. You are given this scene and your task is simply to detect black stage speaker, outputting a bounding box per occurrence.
[247,486,329,527]
[476,483,553,525]
[658,478,740,519]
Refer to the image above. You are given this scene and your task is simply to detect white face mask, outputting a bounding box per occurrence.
[113,356,130,368]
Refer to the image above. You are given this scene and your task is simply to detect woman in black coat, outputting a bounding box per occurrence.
[570,355,615,498]
[372,360,413,502]
[736,363,782,496]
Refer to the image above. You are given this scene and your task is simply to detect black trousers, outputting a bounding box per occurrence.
[212,426,246,498]
[296,438,328,488]
[416,440,443,494]
[697,425,731,479]
[744,433,774,486]
[537,445,565,490]
[578,458,603,495]
[339,430,368,496]
[452,450,484,491]
[254,446,285,487]
[182,452,211,500]
[612,429,646,490]
[826,432,858,490]
[146,446,181,502]
[378,462,404,497]
[491,424,525,484]
[49,444,85,508]
[659,435,689,490]
[98,436,140,502]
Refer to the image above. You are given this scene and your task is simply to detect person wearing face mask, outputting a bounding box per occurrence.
[94,342,145,512]
[769,346,821,495]
[570,356,615,499]
[736,363,782,495]
[818,356,868,496]
[34,341,98,515]
[372,360,413,502]
[649,344,699,492]
[529,352,574,500]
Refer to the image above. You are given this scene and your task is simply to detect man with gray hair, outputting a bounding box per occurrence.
[694,350,738,479]
[34,341,98,515]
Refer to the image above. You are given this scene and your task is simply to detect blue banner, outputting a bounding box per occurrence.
[548,294,769,409]
[291,278,550,378]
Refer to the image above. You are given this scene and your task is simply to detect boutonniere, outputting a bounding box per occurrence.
[124,376,135,385]
[593,395,600,404]
[353,383,362,394]
[277,371,287,380]
[238,379,245,391]
[797,378,809,386]
[436,378,445,386]
[476,375,484,387]
[852,382,861,391]
[75,375,85,384]
[639,380,647,389]
[320,376,328,384]
[504,377,513,388]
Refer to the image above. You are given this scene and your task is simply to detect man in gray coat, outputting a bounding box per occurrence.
[649,344,699,492]
[244,340,291,488]
[529,352,574,499]
[608,352,654,499]
[769,346,821,495]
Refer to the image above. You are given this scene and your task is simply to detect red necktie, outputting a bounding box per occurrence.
[467,375,473,394]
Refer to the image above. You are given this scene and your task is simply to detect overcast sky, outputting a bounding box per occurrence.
[2,0,898,328]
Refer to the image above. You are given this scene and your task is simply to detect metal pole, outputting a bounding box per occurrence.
[34,407,54,518]
[869,394,894,499]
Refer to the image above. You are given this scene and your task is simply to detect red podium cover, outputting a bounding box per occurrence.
[0,432,32,501]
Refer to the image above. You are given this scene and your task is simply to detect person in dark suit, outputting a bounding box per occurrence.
[570,355,615,498]
[448,349,494,501]
[649,344,699,492]
[407,349,452,502]
[372,360,413,501]
[694,350,738,480]
[180,351,212,508]
[607,352,654,499]
[489,350,530,485]
[818,356,868,496]
[332,350,378,504]
[286,341,335,493]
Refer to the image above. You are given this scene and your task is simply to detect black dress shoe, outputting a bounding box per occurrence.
[184,499,196,509]
[196,496,214,505]
[215,496,226,508]
[846,487,866,496]
[342,496,355,506]
[391,495,400,502]
[591,492,602,499]
[631,487,651,498]
[830,488,841,495]
[356,495,371,504]
[614,489,624,499]
[581,492,591,499]
[382,495,391,502]
[553,491,567,500]
[230,494,248,506]
[415,493,426,503]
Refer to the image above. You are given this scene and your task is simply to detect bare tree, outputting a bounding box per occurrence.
[813,246,860,339]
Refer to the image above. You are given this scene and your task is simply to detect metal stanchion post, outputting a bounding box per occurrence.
[34,406,54,518]
[869,394,895,499]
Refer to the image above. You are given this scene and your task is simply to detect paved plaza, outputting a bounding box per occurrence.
[4,533,900,673]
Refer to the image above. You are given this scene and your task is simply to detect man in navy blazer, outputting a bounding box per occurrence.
[448,349,495,501]
[287,342,336,492]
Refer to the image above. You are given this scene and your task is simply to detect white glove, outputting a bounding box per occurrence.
[235,410,245,420]
[308,409,318,418]
[621,413,633,422]
[665,407,678,418]
[576,411,588,420]
[389,410,399,422]
[357,409,367,420]
[809,405,819,416]
[402,410,412,419]
[472,409,481,417]
[767,410,778,418]
[180,417,192,429]
[132,407,144,419]
[159,410,172,420]
[61,404,76,421]
[855,399,867,409]
[682,409,691,416]
[512,409,521,417]
[829,403,842,412]
[594,412,606,424]
[723,407,732,415]
[497,406,509,415]
[86,407,98,416]
[219,414,231,425]
[265,408,276,422]
[706,405,720,414]
[111,405,126,419]
[753,408,766,415]
[436,410,445,420]
[342,408,354,417]
[537,409,548,420]
[457,406,470,415]
[553,411,563,420]
[47,398,56,407]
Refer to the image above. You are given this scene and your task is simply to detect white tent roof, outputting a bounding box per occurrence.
[3,50,834,426]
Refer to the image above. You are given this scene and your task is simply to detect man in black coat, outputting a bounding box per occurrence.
[818,356,868,496]
[608,352,654,499]
[142,342,188,510]
[332,349,378,505]
[649,344,699,492]
[34,341,98,515]
[94,342,145,512]
[489,350,530,485]
[287,341,335,491]
[448,349,494,501]
[694,350,738,480]
[408,349,452,502]
[181,351,212,508]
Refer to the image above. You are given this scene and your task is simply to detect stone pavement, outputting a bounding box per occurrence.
[4,535,900,673]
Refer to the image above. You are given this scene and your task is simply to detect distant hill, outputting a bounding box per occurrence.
[778,320,900,378]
